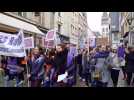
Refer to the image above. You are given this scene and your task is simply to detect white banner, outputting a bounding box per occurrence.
[24,37,34,49]
[0,30,26,57]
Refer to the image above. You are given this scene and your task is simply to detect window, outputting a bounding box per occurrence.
[102,28,105,33]
[114,33,118,41]
[58,12,61,17]
[58,24,61,33]
[34,12,40,16]
[18,12,23,16]
[17,12,27,18]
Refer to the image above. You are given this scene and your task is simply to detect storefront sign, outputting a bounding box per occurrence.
[24,37,34,49]
[0,30,26,57]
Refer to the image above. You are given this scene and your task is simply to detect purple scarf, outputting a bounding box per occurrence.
[117,46,125,59]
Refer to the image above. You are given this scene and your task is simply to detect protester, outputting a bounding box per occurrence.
[54,44,68,87]
[125,45,134,86]
[82,49,88,83]
[28,47,45,87]
[117,43,126,80]
[77,49,83,80]
[5,56,24,87]
[92,46,111,87]
[107,46,121,87]
[43,49,56,87]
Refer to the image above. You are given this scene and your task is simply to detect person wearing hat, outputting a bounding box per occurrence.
[107,46,121,87]
[125,45,134,86]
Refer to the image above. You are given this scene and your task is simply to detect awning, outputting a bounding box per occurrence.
[0,13,44,35]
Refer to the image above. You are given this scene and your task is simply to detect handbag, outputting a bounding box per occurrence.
[92,69,102,80]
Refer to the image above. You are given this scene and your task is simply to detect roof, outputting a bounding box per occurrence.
[0,13,44,35]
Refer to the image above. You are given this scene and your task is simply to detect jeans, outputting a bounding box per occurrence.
[78,64,83,78]
[126,72,134,86]
[110,69,120,87]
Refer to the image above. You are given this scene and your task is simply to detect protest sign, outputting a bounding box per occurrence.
[45,29,56,41]
[24,37,34,49]
[0,30,26,57]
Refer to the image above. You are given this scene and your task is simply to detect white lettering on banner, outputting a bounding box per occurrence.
[0,30,26,57]
[24,37,34,49]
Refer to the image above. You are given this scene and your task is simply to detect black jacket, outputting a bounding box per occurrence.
[126,52,134,73]
[54,49,68,75]
[77,54,82,65]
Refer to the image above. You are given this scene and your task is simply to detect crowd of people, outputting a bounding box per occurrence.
[0,42,134,87]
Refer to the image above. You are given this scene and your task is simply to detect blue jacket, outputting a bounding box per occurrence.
[28,55,45,80]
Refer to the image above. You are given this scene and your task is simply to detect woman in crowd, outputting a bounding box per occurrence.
[107,46,121,87]
[54,44,68,87]
[77,49,83,80]
[43,49,56,87]
[125,45,134,86]
[5,56,24,87]
[28,47,45,87]
[82,49,90,85]
[92,46,111,87]
[117,43,126,80]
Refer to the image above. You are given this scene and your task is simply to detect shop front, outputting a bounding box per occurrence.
[0,13,45,48]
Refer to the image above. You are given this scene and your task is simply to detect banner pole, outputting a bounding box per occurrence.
[25,49,30,87]
[21,29,30,87]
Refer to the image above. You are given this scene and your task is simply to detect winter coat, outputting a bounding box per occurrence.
[126,52,134,73]
[93,51,111,83]
[107,52,121,70]
[7,57,23,75]
[82,53,89,74]
[28,55,45,80]
[54,50,68,75]
[77,54,82,65]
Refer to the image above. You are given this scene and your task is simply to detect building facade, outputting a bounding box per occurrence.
[0,12,88,48]
[109,12,121,47]
[101,12,110,38]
